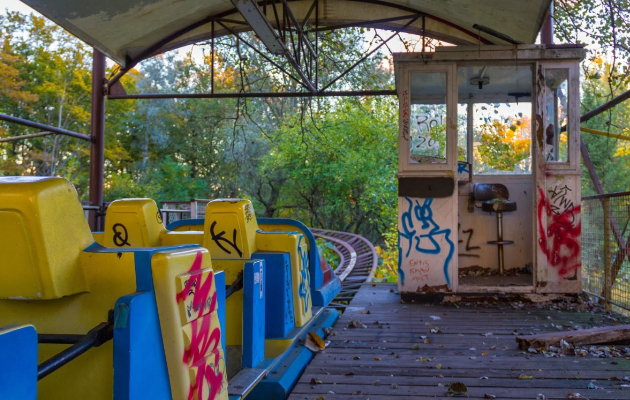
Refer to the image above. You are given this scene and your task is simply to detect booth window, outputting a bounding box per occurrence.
[409,71,447,164]
[457,65,533,175]
[472,102,532,174]
[543,69,569,163]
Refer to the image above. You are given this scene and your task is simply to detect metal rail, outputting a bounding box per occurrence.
[311,228,378,310]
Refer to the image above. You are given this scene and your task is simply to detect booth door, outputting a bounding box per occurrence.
[397,64,458,294]
[534,62,582,294]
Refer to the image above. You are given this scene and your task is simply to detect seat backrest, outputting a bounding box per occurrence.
[0,177,92,299]
[151,248,228,400]
[103,199,166,248]
[473,183,510,202]
[203,199,258,259]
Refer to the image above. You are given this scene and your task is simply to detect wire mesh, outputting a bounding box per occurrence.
[582,192,630,311]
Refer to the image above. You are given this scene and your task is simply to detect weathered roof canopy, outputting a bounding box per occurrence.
[22,0,551,69]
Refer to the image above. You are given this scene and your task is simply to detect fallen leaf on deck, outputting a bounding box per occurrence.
[391,383,398,389]
[482,352,488,356]
[344,372,354,376]
[424,338,431,344]
[448,382,468,396]
[374,357,381,361]
[537,394,547,399]
[519,374,533,379]
[412,344,420,350]
[436,364,442,369]
[484,394,497,399]
[305,332,326,353]
[310,378,323,384]
[372,380,380,385]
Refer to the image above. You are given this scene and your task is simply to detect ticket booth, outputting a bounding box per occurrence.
[394,45,586,298]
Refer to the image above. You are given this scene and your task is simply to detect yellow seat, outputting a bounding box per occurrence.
[0,177,228,400]
[103,198,313,359]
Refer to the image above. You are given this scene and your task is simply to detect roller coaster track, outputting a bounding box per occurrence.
[310,229,378,310]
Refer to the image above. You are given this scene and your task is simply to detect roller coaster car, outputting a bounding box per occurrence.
[0,176,339,400]
[99,198,341,398]
[0,176,231,399]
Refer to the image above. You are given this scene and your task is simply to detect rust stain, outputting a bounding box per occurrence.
[417,284,450,293]
[536,114,544,151]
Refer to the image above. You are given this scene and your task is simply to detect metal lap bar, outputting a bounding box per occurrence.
[225,271,244,299]
[37,321,113,380]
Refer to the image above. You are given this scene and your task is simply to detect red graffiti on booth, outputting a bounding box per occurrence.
[537,188,581,278]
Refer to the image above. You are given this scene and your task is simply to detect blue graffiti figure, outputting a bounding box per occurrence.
[457,162,470,174]
[297,235,311,314]
[398,197,455,287]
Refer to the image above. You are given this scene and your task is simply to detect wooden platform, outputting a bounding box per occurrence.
[289,283,630,400]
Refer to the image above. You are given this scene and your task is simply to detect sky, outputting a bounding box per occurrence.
[1,0,35,15]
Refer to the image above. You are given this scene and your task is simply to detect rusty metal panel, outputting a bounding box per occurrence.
[398,177,454,198]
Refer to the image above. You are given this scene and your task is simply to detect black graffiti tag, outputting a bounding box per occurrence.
[457,224,481,258]
[209,221,243,257]
[156,211,163,224]
[548,185,575,223]
[112,223,131,247]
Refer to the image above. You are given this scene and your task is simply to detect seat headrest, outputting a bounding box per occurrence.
[103,199,166,248]
[0,177,92,299]
[203,199,258,259]
[473,183,510,201]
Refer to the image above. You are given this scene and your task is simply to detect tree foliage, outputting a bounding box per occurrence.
[0,12,397,244]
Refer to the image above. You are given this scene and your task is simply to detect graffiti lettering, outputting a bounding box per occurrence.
[156,211,163,224]
[244,204,253,224]
[112,223,131,247]
[297,236,311,314]
[538,188,581,278]
[402,90,409,140]
[458,224,481,258]
[409,266,430,274]
[398,197,455,287]
[457,162,470,175]
[548,185,575,223]
[209,221,243,257]
[408,259,429,268]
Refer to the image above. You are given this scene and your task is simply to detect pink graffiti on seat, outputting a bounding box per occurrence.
[176,251,225,399]
[176,251,218,319]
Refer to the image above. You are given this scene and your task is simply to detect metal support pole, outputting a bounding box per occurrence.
[89,49,106,231]
[190,199,198,219]
[603,197,612,312]
[540,2,554,45]
[496,212,505,275]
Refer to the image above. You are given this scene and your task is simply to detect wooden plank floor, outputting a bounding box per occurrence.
[289,283,630,400]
